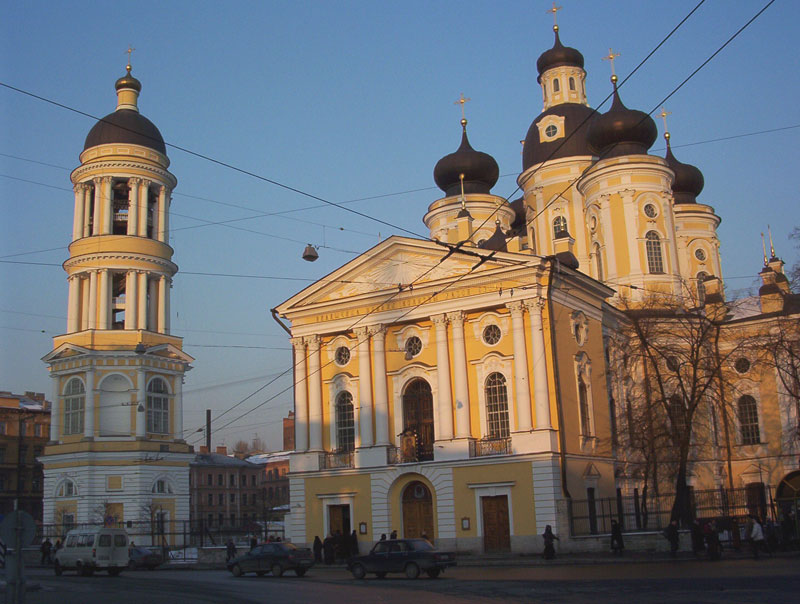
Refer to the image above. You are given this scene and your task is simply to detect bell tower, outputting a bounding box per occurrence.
[41,59,194,542]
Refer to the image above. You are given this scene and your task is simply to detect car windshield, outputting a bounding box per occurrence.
[408,539,433,551]
[280,543,297,551]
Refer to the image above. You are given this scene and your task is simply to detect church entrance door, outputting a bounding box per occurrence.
[482,495,510,552]
[402,481,434,539]
[402,379,434,461]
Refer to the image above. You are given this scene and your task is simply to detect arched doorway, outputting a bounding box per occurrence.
[776,471,800,537]
[402,379,434,461]
[402,481,434,539]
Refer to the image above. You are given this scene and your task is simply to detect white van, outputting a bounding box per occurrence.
[54,527,129,576]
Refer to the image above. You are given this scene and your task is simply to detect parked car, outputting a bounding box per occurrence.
[128,546,164,570]
[54,528,129,576]
[227,542,314,577]
[347,538,456,579]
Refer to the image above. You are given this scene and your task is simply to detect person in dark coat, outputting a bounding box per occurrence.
[690,519,705,556]
[379,533,387,541]
[226,539,237,562]
[312,536,323,563]
[40,538,53,564]
[610,520,624,555]
[390,529,397,540]
[350,530,359,557]
[664,520,679,558]
[542,525,558,559]
[250,536,257,550]
[322,534,335,565]
[704,519,721,560]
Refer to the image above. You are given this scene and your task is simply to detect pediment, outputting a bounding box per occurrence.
[583,462,602,479]
[42,342,92,363]
[143,343,195,364]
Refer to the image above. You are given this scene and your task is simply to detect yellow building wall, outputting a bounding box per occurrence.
[304,473,372,541]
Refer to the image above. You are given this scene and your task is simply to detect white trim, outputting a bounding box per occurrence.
[472,484,514,541]
[389,364,437,447]
[317,493,356,540]
[471,352,515,437]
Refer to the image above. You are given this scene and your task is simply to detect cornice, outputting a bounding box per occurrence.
[71,160,176,188]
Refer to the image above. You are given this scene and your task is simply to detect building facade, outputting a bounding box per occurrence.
[40,64,194,542]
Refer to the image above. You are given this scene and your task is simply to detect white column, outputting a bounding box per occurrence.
[526,298,552,429]
[148,278,158,331]
[432,314,454,440]
[157,275,168,333]
[127,178,140,236]
[49,375,59,442]
[173,375,183,440]
[84,368,95,439]
[447,311,471,438]
[91,178,103,236]
[137,272,148,329]
[80,277,89,330]
[136,367,146,438]
[307,335,323,451]
[125,271,137,329]
[292,338,309,451]
[157,186,168,242]
[73,184,86,241]
[355,326,374,447]
[508,301,533,431]
[371,325,390,445]
[98,269,110,330]
[138,179,150,237]
[164,277,171,334]
[88,270,98,329]
[101,176,113,234]
[67,275,80,333]
[620,189,642,276]
[82,185,92,238]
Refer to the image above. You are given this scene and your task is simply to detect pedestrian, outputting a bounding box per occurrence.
[350,529,359,557]
[690,519,705,556]
[749,515,770,559]
[663,520,679,558]
[40,537,53,565]
[54,539,62,552]
[322,533,335,565]
[379,533,387,541]
[390,529,397,540]
[226,538,237,562]
[542,525,558,560]
[610,520,624,555]
[704,520,721,561]
[250,536,257,550]
[313,536,323,563]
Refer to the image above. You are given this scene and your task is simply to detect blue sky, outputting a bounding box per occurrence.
[1,1,798,449]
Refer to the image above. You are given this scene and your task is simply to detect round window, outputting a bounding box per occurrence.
[482,324,501,346]
[404,336,422,358]
[334,346,350,366]
[694,248,707,262]
[644,204,657,218]
[545,124,558,138]
[589,215,598,231]
[734,357,751,374]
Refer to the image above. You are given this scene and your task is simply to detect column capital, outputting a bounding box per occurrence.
[92,176,104,185]
[303,334,322,347]
[524,297,546,313]
[101,176,114,184]
[619,188,636,201]
[505,300,525,315]
[368,324,386,339]
[74,182,89,193]
[290,336,306,348]
[128,177,142,186]
[445,310,465,325]
[353,325,370,338]
[431,313,449,327]
[139,178,152,188]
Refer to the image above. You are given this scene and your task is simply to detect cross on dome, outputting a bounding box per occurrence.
[454,93,471,127]
[126,45,135,71]
[547,2,563,30]
[602,47,621,81]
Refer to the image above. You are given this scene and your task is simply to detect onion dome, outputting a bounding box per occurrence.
[434,120,499,197]
[84,67,166,155]
[587,78,657,158]
[537,26,584,80]
[479,220,508,252]
[664,137,704,204]
[522,103,596,170]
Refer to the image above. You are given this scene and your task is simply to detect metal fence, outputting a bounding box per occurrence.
[569,485,776,536]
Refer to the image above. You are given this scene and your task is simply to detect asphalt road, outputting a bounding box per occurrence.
[17,556,800,604]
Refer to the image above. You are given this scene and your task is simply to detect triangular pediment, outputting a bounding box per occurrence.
[583,462,602,479]
[144,343,195,364]
[42,342,92,363]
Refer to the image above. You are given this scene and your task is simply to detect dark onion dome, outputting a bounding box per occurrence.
[434,120,499,197]
[665,138,704,204]
[84,109,167,155]
[522,103,596,171]
[479,221,508,252]
[587,79,657,159]
[536,27,584,80]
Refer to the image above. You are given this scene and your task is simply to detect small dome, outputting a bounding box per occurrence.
[433,121,499,197]
[479,221,508,252]
[537,27,584,78]
[587,81,657,158]
[84,109,166,155]
[115,67,141,93]
[523,103,596,170]
[665,139,704,204]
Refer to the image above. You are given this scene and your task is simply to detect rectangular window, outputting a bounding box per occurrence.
[64,398,85,435]
[251,475,256,487]
[229,474,235,486]
[241,493,247,505]
[34,424,42,437]
[207,493,213,506]
[218,513,224,526]
[0,422,5,435]
[217,474,223,486]
[0,474,5,491]
[0,448,5,464]
[207,514,214,526]
[230,513,236,526]
[229,493,235,504]
[207,473,213,486]
[218,493,224,506]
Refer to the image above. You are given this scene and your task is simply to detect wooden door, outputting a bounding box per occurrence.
[329,504,350,536]
[402,379,434,461]
[402,481,434,539]
[482,495,510,552]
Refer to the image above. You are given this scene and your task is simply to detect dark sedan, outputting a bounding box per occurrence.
[227,542,314,577]
[128,547,164,570]
[347,538,456,579]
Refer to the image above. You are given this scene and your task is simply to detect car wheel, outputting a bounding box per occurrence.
[108,567,122,577]
[375,572,387,579]
[295,568,307,577]
[256,571,265,577]
[426,568,441,579]
[231,564,243,577]
[271,563,284,578]
[350,563,366,580]
[54,561,63,576]
[405,562,420,579]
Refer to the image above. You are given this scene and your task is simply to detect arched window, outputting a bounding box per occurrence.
[696,271,708,305]
[645,231,665,274]
[738,395,760,445]
[553,216,568,239]
[152,478,172,494]
[569,77,576,91]
[56,479,77,498]
[578,375,591,436]
[669,394,687,436]
[485,373,510,439]
[593,243,604,281]
[335,391,355,452]
[553,78,560,93]
[63,377,85,435]
[146,378,169,434]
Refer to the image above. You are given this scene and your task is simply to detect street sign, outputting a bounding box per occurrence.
[0,510,36,549]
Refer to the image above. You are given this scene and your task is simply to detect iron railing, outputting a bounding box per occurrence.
[470,437,511,457]
[319,450,354,469]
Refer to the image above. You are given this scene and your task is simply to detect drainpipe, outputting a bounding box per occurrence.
[271,308,295,452]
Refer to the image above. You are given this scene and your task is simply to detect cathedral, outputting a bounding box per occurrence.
[277,22,799,551]
[40,61,194,543]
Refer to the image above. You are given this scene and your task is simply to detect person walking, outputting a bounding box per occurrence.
[226,538,237,562]
[322,533,335,565]
[350,529,359,557]
[749,515,770,559]
[40,538,53,565]
[312,535,323,563]
[690,519,705,557]
[610,520,624,555]
[704,519,721,560]
[390,529,397,540]
[664,520,680,558]
[542,525,558,560]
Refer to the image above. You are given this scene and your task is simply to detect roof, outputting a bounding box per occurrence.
[191,452,259,468]
[247,451,292,464]
[84,109,167,155]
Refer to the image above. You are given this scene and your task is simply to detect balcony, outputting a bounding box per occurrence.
[319,450,353,470]
[469,437,511,458]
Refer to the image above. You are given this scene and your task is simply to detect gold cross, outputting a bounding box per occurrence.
[454,93,471,121]
[126,45,135,71]
[546,2,562,28]
[602,48,621,77]
[659,107,671,134]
